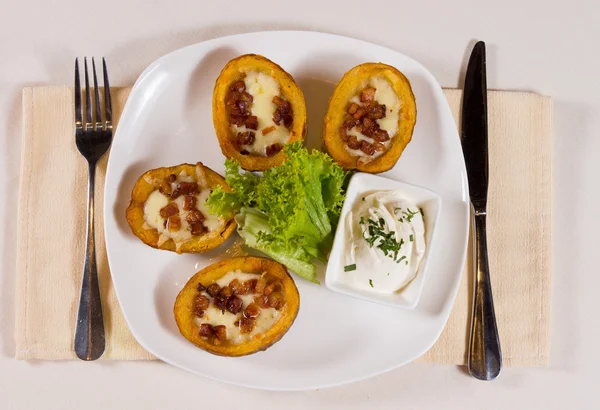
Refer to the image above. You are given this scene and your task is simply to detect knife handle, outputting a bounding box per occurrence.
[468,211,502,380]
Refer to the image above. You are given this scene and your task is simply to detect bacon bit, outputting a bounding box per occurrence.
[367,103,386,120]
[372,129,390,142]
[226,94,240,109]
[183,195,197,211]
[206,283,220,297]
[213,325,227,342]
[229,115,246,127]
[343,118,358,129]
[360,87,376,102]
[226,295,243,314]
[193,307,204,318]
[272,96,291,115]
[271,280,283,292]
[266,143,283,157]
[237,131,255,146]
[263,282,276,296]
[158,182,172,196]
[213,295,227,313]
[255,277,267,294]
[196,283,206,292]
[347,135,361,150]
[272,109,283,125]
[186,209,204,225]
[219,286,232,298]
[347,102,359,115]
[362,116,374,129]
[261,125,276,135]
[283,114,293,128]
[159,202,179,218]
[360,117,376,138]
[230,80,246,93]
[229,279,244,295]
[194,294,210,311]
[245,115,258,130]
[268,294,283,310]
[190,222,206,236]
[167,215,181,232]
[339,126,349,142]
[177,181,199,195]
[360,140,375,156]
[254,294,271,309]
[166,174,177,183]
[244,279,258,294]
[373,142,386,152]
[352,107,366,120]
[236,100,249,115]
[243,302,261,318]
[240,150,250,155]
[199,324,214,338]
[240,317,255,334]
[239,91,253,103]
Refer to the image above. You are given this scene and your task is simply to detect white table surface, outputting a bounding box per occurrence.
[1,1,599,408]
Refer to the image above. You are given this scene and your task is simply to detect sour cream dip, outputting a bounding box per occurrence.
[342,190,426,293]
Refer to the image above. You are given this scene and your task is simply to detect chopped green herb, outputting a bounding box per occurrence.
[387,272,390,276]
[397,255,407,263]
[403,208,419,222]
[359,216,365,225]
[405,261,409,265]
[344,264,357,272]
[369,279,374,288]
[361,217,405,262]
[409,234,414,242]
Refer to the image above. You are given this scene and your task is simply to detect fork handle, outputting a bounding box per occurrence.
[467,211,502,380]
[74,162,105,360]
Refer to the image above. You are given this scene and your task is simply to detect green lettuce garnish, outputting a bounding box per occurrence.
[206,142,347,283]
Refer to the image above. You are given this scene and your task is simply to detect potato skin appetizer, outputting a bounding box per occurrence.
[323,62,417,173]
[174,256,300,356]
[126,162,236,254]
[212,54,307,171]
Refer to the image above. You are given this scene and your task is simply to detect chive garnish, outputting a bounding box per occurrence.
[369,279,374,288]
[410,234,414,242]
[344,264,357,272]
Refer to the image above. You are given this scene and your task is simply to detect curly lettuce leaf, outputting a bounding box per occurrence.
[207,143,347,282]
[235,208,317,283]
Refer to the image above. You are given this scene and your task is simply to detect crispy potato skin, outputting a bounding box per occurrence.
[125,163,236,254]
[212,54,307,171]
[323,62,417,173]
[174,256,300,356]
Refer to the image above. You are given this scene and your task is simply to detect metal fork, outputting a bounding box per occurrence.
[74,57,113,361]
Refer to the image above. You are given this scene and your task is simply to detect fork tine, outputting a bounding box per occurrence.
[102,58,112,128]
[91,58,102,130]
[74,58,82,128]
[84,57,92,129]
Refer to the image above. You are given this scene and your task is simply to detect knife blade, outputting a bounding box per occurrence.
[461,41,502,381]
[461,41,489,212]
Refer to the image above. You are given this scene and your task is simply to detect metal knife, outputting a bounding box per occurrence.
[461,41,502,380]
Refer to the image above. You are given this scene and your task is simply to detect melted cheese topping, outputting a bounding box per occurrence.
[230,71,290,156]
[345,76,401,160]
[142,170,223,249]
[194,270,282,345]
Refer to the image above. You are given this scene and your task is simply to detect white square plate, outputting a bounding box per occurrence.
[104,31,470,390]
[326,173,442,309]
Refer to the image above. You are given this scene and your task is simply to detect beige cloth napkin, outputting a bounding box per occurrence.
[15,86,552,365]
